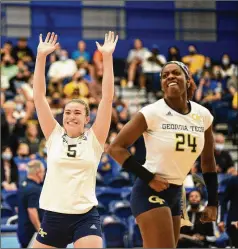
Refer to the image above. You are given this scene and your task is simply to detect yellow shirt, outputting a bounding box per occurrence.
[63,81,89,98]
[182,54,205,74]
[232,92,238,109]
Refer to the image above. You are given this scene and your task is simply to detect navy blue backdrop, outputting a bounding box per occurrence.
[2,1,238,62]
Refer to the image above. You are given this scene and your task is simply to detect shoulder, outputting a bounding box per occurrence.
[190,101,212,116]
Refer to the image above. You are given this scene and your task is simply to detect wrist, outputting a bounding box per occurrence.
[37,53,47,59]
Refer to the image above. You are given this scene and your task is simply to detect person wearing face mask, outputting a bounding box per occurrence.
[178,190,217,248]
[214,133,233,173]
[220,54,237,78]
[1,54,19,81]
[182,45,205,75]
[34,139,47,168]
[47,49,77,82]
[17,160,45,248]
[1,147,19,191]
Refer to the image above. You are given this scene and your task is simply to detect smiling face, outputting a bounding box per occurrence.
[63,102,90,137]
[161,64,188,99]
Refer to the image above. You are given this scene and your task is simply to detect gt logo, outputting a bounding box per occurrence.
[148,196,165,204]
[38,228,47,237]
[191,113,202,122]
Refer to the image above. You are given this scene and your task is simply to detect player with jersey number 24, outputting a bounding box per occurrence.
[108,61,218,248]
[31,31,118,248]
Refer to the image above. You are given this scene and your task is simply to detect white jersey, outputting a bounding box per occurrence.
[39,123,103,214]
[140,99,213,185]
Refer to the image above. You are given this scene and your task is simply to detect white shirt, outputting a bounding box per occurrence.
[142,51,167,73]
[39,123,103,214]
[127,48,149,63]
[47,59,78,79]
[140,99,213,185]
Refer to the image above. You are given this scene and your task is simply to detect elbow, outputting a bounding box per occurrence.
[106,143,119,159]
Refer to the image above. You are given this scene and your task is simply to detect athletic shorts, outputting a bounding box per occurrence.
[36,206,102,247]
[130,178,182,218]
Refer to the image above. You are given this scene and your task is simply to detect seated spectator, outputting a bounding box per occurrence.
[167,46,181,62]
[178,190,217,248]
[2,101,18,135]
[17,160,45,248]
[1,54,19,82]
[21,123,40,155]
[12,37,34,63]
[1,41,14,58]
[182,45,205,75]
[214,133,234,173]
[220,54,237,78]
[126,39,149,88]
[34,139,47,168]
[93,49,103,79]
[141,44,167,92]
[48,92,64,118]
[14,143,31,173]
[1,146,18,191]
[195,70,222,113]
[63,71,89,102]
[203,56,213,73]
[13,95,26,121]
[47,49,77,82]
[218,168,238,248]
[72,40,91,63]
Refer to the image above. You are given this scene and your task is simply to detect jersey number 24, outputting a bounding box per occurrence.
[175,133,197,152]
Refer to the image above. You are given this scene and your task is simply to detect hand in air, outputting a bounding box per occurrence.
[37,32,59,56]
[149,174,169,192]
[96,31,118,55]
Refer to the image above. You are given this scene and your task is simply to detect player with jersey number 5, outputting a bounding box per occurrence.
[31,31,118,248]
[108,61,218,248]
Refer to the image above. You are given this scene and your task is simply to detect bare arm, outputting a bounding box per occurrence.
[33,33,59,140]
[92,31,118,145]
[195,79,205,102]
[107,112,147,164]
[28,208,41,231]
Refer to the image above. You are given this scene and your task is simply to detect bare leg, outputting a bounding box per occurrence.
[74,235,102,248]
[172,216,181,247]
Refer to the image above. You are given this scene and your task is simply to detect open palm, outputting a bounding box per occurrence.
[37,32,59,56]
[96,31,118,55]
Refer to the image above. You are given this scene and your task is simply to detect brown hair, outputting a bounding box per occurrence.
[187,73,197,100]
[65,99,90,117]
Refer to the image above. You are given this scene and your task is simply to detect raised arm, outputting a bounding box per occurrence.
[33,32,59,140]
[92,31,118,145]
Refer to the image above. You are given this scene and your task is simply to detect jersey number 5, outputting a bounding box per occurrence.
[67,145,77,157]
[175,133,197,152]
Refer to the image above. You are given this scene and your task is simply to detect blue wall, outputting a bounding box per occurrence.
[2,1,238,62]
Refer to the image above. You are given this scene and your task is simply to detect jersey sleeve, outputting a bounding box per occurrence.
[203,107,214,130]
[27,191,40,208]
[139,104,155,130]
[46,122,63,150]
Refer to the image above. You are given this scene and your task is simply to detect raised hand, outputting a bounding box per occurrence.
[37,32,59,56]
[96,31,118,56]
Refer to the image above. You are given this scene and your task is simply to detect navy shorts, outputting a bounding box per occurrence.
[130,178,182,218]
[36,206,102,247]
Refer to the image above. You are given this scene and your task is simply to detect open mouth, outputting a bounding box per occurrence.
[168,82,178,87]
[67,122,78,125]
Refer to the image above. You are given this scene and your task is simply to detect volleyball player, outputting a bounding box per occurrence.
[108,61,218,248]
[31,31,118,248]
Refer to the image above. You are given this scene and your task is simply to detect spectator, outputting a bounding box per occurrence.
[178,190,217,248]
[1,41,14,58]
[93,49,103,79]
[167,46,181,62]
[13,95,26,121]
[47,49,77,82]
[203,56,213,72]
[14,143,31,174]
[182,45,205,75]
[220,54,237,78]
[141,44,167,92]
[127,39,149,88]
[218,169,238,248]
[21,123,41,155]
[1,146,18,191]
[48,92,64,118]
[34,139,47,168]
[17,160,45,248]
[63,71,89,101]
[12,37,34,63]
[195,70,222,112]
[1,54,19,81]
[214,133,233,173]
[72,40,91,63]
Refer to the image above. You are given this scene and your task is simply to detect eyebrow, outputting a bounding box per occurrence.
[65,109,82,112]
[162,68,181,74]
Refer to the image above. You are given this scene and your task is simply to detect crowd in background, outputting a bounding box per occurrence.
[1,37,238,248]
